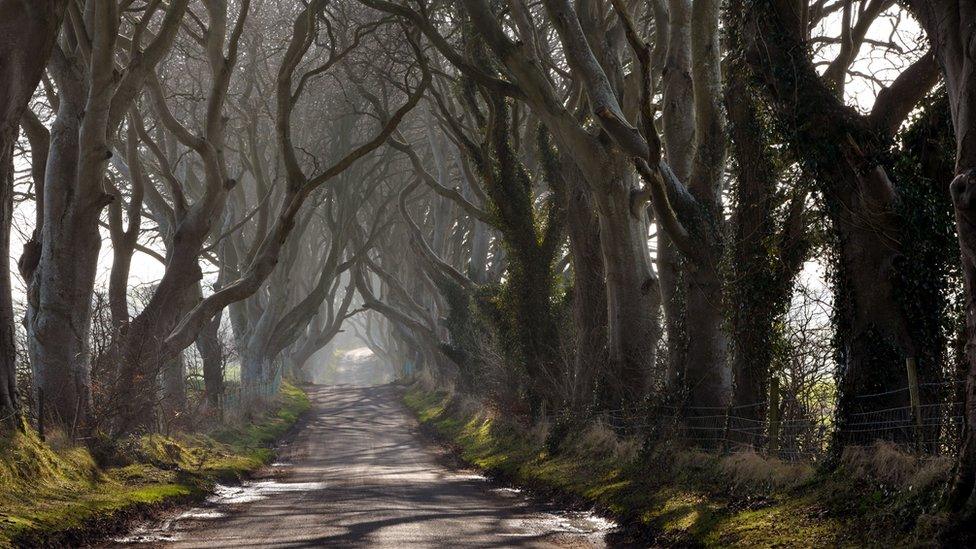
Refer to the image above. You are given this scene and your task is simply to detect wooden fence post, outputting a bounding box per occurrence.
[768,377,780,454]
[906,357,923,451]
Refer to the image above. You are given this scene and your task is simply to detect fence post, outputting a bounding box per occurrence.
[768,377,780,454]
[906,357,923,451]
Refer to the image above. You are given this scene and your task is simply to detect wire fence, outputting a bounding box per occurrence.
[556,379,966,462]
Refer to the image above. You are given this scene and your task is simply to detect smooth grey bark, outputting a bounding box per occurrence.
[658,0,694,395]
[196,310,224,410]
[0,0,68,428]
[0,130,17,427]
[28,0,188,435]
[560,157,607,406]
[27,53,102,434]
[593,157,660,407]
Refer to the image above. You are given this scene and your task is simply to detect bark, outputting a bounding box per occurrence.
[107,118,146,331]
[29,0,188,435]
[658,0,694,394]
[593,156,660,408]
[683,0,729,417]
[27,67,103,434]
[560,157,607,406]
[196,309,224,410]
[0,129,17,428]
[952,168,976,521]
[0,0,68,428]
[620,0,729,418]
[907,0,976,524]
[724,49,808,445]
[160,353,187,423]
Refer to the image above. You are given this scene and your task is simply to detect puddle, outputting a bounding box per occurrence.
[176,509,225,520]
[113,476,327,545]
[546,510,617,533]
[491,487,524,496]
[507,509,617,541]
[451,472,488,482]
[206,480,327,504]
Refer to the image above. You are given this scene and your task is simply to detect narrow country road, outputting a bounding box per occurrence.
[111,382,614,548]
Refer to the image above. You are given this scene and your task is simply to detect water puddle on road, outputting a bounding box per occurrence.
[535,510,618,535]
[112,474,324,545]
[470,472,620,543]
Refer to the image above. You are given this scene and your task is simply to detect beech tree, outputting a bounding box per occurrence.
[907,0,976,524]
[0,0,68,428]
[24,0,188,434]
[742,0,947,449]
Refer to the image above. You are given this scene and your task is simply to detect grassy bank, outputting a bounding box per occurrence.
[404,386,957,547]
[0,383,310,548]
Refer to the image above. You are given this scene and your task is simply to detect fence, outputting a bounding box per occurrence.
[566,359,967,462]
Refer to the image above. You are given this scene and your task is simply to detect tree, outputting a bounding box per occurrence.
[907,0,976,524]
[0,0,68,429]
[25,0,188,434]
[743,0,944,449]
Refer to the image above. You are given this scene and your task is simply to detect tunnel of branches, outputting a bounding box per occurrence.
[3,0,976,528]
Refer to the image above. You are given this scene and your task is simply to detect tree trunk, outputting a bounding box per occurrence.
[108,234,212,434]
[27,87,102,434]
[950,169,976,520]
[682,260,730,407]
[828,176,924,446]
[0,126,18,429]
[912,0,976,521]
[160,354,186,424]
[196,312,224,410]
[240,348,275,404]
[658,238,687,397]
[592,156,659,408]
[724,55,808,446]
[561,158,607,407]
[744,3,943,449]
[0,0,67,430]
[468,219,490,284]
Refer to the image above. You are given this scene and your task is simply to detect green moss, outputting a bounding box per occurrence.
[404,386,943,547]
[0,382,310,547]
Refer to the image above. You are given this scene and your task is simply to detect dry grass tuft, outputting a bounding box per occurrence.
[908,455,953,493]
[719,450,813,492]
[840,440,950,490]
[567,421,639,463]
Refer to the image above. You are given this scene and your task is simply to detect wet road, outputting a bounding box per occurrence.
[112,384,613,548]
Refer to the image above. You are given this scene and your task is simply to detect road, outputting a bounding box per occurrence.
[112,383,614,548]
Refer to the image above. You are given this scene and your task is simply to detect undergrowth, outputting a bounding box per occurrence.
[0,382,309,548]
[403,385,956,548]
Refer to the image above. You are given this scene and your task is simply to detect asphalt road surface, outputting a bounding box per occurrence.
[111,383,614,548]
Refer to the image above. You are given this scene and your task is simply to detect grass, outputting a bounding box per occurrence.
[403,385,956,548]
[0,382,310,548]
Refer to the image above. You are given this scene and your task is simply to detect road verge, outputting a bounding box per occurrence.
[401,383,954,547]
[0,383,310,548]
